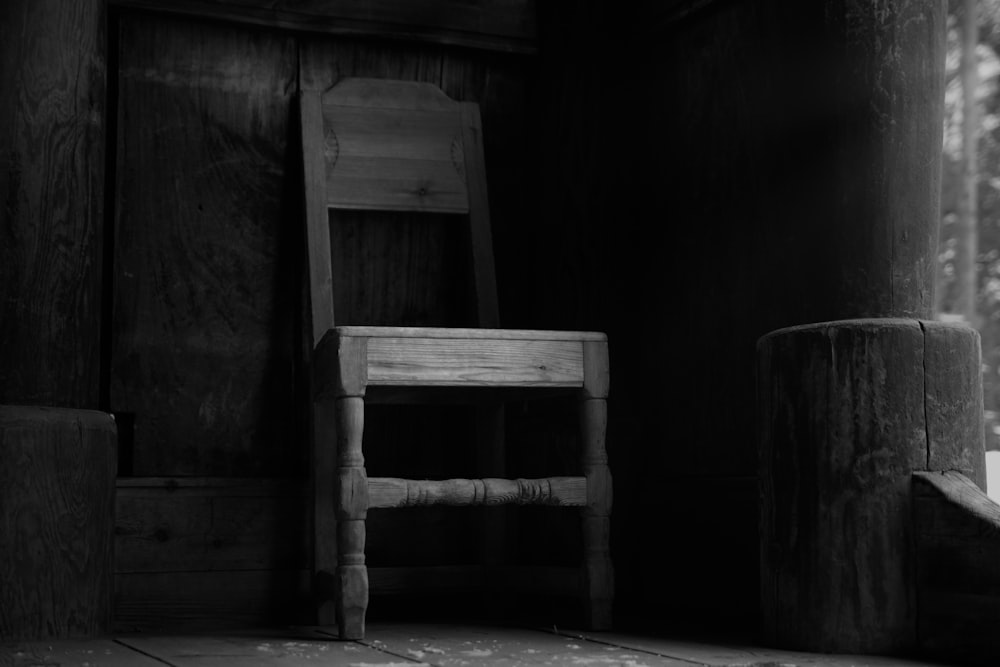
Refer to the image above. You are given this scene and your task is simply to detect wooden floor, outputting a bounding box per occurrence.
[1,624,959,667]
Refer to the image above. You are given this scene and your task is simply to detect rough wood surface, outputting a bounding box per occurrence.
[356,624,694,667]
[0,407,116,640]
[758,320,927,653]
[0,639,165,666]
[759,317,987,655]
[913,470,1000,666]
[368,476,587,508]
[108,0,538,54]
[110,14,299,477]
[117,633,393,666]
[922,322,986,488]
[0,0,105,407]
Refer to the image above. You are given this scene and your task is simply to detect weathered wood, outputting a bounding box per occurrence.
[913,471,1000,666]
[325,104,468,213]
[369,476,587,508]
[114,477,307,574]
[110,14,299,477]
[108,0,539,54]
[334,396,367,639]
[301,76,611,637]
[117,633,394,666]
[356,625,693,667]
[364,336,585,387]
[758,319,927,653]
[335,325,606,340]
[0,0,105,408]
[0,639,165,667]
[301,89,336,347]
[922,321,985,488]
[0,407,116,640]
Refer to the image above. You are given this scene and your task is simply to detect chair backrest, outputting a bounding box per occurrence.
[300,78,499,348]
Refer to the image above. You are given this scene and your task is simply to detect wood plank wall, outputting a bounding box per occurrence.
[107,9,543,630]
[4,0,890,636]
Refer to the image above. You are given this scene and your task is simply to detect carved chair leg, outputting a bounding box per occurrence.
[335,395,369,639]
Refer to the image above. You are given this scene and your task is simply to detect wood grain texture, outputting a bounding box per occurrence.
[110,14,299,476]
[365,336,585,387]
[109,0,538,54]
[325,102,468,213]
[0,0,105,407]
[758,319,926,653]
[298,38,532,333]
[921,321,986,489]
[0,406,116,639]
[913,471,1000,666]
[115,477,307,574]
[334,396,367,639]
[368,476,586,508]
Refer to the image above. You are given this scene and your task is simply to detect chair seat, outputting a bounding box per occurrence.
[321,326,606,389]
[335,325,606,341]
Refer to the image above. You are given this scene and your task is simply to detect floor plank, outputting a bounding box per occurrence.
[551,629,955,667]
[1,626,966,667]
[0,639,164,667]
[117,631,419,666]
[352,623,695,666]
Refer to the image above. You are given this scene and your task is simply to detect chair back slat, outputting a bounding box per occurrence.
[302,77,499,333]
[324,105,468,213]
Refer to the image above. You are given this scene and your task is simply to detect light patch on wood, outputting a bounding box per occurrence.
[365,337,584,386]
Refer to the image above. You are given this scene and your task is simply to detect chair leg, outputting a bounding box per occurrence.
[580,396,613,630]
[335,395,369,639]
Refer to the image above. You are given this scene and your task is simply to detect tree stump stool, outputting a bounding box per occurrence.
[0,406,117,639]
[757,318,984,654]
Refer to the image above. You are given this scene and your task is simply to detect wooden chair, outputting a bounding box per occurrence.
[299,78,612,639]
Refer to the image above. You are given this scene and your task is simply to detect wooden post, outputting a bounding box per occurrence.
[0,406,116,639]
[758,319,985,654]
[0,0,106,408]
[580,340,612,630]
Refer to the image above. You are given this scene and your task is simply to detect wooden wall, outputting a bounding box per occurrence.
[106,6,545,630]
[1,0,947,638]
[530,0,944,629]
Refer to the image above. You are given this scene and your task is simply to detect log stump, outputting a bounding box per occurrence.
[0,406,117,639]
[757,318,984,654]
